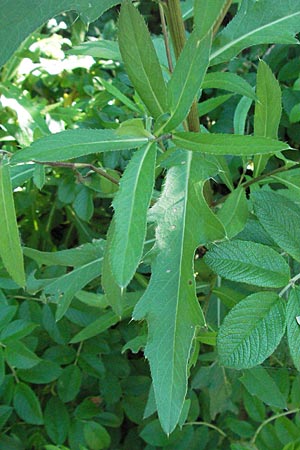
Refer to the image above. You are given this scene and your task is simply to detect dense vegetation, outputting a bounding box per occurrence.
[1,1,300,448]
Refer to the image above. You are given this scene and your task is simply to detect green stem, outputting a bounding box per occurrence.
[185,421,227,438]
[251,408,300,444]
[279,272,300,298]
[212,0,233,37]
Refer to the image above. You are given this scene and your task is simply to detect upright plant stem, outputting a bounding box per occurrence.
[162,0,200,132]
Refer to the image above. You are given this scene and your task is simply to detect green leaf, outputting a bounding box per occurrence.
[271,168,300,194]
[5,341,40,369]
[0,0,121,68]
[0,320,37,343]
[17,360,62,384]
[205,240,290,287]
[287,287,300,371]
[44,397,70,445]
[217,187,248,238]
[13,382,43,425]
[172,132,289,155]
[97,78,141,113]
[240,366,287,409]
[0,348,5,387]
[210,0,300,65]
[0,163,25,287]
[163,29,211,132]
[198,94,233,117]
[253,191,300,261]
[202,72,256,100]
[57,365,82,403]
[133,152,225,434]
[289,103,300,123]
[83,421,111,450]
[217,292,286,369]
[194,0,228,37]
[234,96,253,135]
[69,40,121,60]
[253,60,282,176]
[118,1,167,118]
[11,129,149,163]
[110,143,156,287]
[0,405,13,430]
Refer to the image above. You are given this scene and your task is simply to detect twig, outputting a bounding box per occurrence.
[251,408,300,445]
[32,160,120,186]
[184,421,227,438]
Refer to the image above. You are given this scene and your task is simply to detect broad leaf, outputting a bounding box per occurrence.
[133,152,225,434]
[172,132,289,155]
[210,0,300,65]
[202,72,256,100]
[14,382,43,425]
[5,341,40,369]
[217,187,248,238]
[0,0,121,68]
[57,366,82,403]
[0,163,26,287]
[44,397,70,444]
[17,360,62,384]
[253,60,282,176]
[110,143,156,287]
[205,240,290,287]
[84,422,111,450]
[11,129,149,163]
[240,367,287,409]
[118,1,167,118]
[217,292,286,369]
[287,287,300,371]
[162,29,211,132]
[253,191,300,262]
[194,0,228,36]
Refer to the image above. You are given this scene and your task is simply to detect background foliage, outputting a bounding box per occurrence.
[1,0,300,449]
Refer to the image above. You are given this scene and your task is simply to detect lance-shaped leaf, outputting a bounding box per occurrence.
[217,187,248,238]
[204,240,290,288]
[110,143,156,288]
[133,152,225,434]
[287,286,300,371]
[163,30,211,132]
[0,0,122,68]
[194,0,228,37]
[253,191,300,262]
[217,292,286,369]
[11,129,149,163]
[202,72,256,100]
[118,1,167,118]
[253,60,282,176]
[172,132,289,155]
[0,163,25,287]
[210,0,300,66]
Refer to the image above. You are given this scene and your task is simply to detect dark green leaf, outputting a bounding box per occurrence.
[57,365,82,403]
[83,421,111,450]
[118,1,167,118]
[204,240,290,287]
[17,360,62,384]
[5,341,40,369]
[287,287,300,371]
[13,382,43,425]
[217,292,286,369]
[44,397,70,444]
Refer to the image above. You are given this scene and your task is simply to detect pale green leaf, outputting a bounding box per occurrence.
[240,366,287,409]
[172,132,289,155]
[133,152,225,434]
[198,94,233,117]
[289,103,300,123]
[210,0,300,66]
[234,96,253,135]
[118,1,167,118]
[205,240,290,287]
[217,187,248,238]
[287,287,300,371]
[110,143,156,287]
[217,292,286,368]
[202,72,256,100]
[0,163,25,287]
[14,382,43,425]
[0,0,121,68]
[254,60,282,176]
[163,30,211,132]
[11,129,149,163]
[69,40,121,60]
[271,168,300,194]
[102,220,124,317]
[253,191,300,261]
[194,0,228,37]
